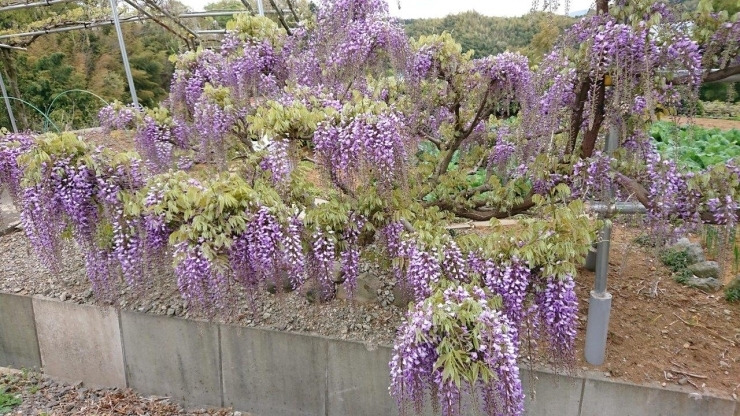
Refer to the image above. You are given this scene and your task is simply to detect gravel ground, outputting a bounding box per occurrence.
[0,229,405,347]
[0,369,237,415]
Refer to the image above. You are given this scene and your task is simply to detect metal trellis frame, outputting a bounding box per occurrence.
[109,0,139,107]
[122,0,195,47]
[0,0,284,128]
[0,70,17,132]
[0,16,149,40]
[0,0,77,12]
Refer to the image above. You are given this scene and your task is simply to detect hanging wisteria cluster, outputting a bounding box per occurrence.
[2,1,740,415]
[386,227,580,361]
[5,134,147,299]
[390,284,524,416]
[0,133,33,202]
[314,108,410,190]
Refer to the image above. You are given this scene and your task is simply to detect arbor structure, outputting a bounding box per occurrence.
[1,0,739,415]
[0,0,306,130]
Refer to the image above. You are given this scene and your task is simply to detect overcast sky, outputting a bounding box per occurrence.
[386,0,593,19]
[178,0,594,17]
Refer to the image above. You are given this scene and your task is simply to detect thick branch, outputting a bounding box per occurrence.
[400,218,415,233]
[432,84,492,182]
[567,79,590,155]
[670,65,740,85]
[458,198,534,221]
[580,78,605,158]
[615,173,651,209]
[615,173,740,225]
[704,65,740,84]
[239,0,254,13]
[426,194,534,221]
[267,0,292,35]
[285,0,300,21]
[699,210,740,224]
[597,0,608,14]
[462,184,492,199]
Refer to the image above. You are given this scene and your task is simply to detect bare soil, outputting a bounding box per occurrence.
[676,117,740,131]
[0,368,236,415]
[573,224,740,400]
[79,128,136,153]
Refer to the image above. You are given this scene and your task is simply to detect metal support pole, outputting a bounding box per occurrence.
[585,246,597,271]
[0,70,18,133]
[585,201,646,271]
[584,124,618,366]
[256,0,264,16]
[109,0,139,107]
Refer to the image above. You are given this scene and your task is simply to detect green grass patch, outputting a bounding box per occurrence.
[0,388,21,415]
[725,279,740,303]
[658,248,694,284]
[633,234,657,247]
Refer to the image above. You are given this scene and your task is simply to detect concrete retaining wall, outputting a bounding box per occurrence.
[0,293,40,370]
[0,292,737,416]
[32,297,126,388]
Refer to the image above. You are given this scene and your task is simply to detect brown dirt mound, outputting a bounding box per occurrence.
[573,224,740,399]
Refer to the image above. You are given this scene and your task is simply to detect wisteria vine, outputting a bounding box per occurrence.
[2,1,740,416]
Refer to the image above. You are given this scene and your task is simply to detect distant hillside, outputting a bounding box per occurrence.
[568,8,588,17]
[402,11,577,61]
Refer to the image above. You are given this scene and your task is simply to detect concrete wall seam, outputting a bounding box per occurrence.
[217,324,225,408]
[29,294,43,372]
[577,377,586,416]
[116,308,130,389]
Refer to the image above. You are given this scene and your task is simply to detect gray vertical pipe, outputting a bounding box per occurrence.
[109,0,139,107]
[585,246,597,271]
[584,125,618,365]
[256,0,264,15]
[0,70,17,133]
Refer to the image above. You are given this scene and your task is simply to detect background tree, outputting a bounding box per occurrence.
[402,11,575,59]
[0,0,184,130]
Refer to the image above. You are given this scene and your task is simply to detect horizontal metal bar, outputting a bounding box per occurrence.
[0,16,147,40]
[587,201,647,216]
[178,10,249,18]
[0,0,75,12]
[0,42,26,50]
[196,29,227,34]
[180,9,290,18]
[0,8,292,41]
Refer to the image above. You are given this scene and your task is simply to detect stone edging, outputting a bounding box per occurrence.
[0,293,737,416]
